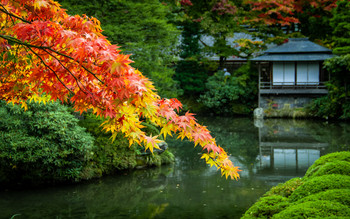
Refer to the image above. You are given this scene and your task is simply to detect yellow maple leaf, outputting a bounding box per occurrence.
[33,0,49,10]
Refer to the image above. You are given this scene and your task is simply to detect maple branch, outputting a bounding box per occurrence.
[46,47,105,84]
[25,46,75,96]
[0,4,31,24]
[0,34,105,85]
[42,48,92,96]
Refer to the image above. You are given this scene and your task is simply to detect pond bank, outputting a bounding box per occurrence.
[1,117,350,218]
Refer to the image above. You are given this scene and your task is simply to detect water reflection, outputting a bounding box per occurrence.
[256,119,329,178]
[1,118,349,218]
[198,117,350,183]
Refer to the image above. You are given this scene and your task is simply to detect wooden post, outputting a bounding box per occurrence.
[294,61,297,88]
[258,62,261,108]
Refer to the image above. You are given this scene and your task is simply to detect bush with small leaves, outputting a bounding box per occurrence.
[198,63,258,115]
[0,101,94,185]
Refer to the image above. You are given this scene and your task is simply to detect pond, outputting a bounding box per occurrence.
[1,117,350,219]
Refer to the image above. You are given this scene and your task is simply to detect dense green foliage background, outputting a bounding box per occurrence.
[59,0,350,118]
[307,54,350,119]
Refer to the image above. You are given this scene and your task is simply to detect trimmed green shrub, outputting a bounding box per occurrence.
[198,62,258,115]
[272,200,350,218]
[305,160,350,179]
[295,189,350,207]
[0,101,94,184]
[289,174,350,202]
[305,151,350,178]
[241,195,289,219]
[263,177,304,198]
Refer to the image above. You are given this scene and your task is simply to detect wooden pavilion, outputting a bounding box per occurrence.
[252,38,334,115]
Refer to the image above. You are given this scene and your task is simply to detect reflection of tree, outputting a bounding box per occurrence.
[262,119,324,143]
[261,119,350,153]
[307,122,350,153]
[0,167,171,218]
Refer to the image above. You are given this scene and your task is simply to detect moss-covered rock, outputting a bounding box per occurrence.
[241,195,289,219]
[160,150,175,164]
[263,177,303,198]
[304,151,350,178]
[272,200,350,218]
[305,160,350,179]
[294,189,350,207]
[289,174,350,202]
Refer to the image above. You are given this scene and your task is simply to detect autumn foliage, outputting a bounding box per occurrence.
[0,0,240,179]
[245,0,338,26]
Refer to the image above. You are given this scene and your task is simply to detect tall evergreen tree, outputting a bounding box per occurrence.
[330,0,350,55]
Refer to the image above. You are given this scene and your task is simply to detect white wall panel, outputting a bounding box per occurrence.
[273,62,284,85]
[284,62,295,85]
[308,62,319,84]
[297,62,308,84]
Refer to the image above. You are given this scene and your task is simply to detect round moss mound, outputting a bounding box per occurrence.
[264,177,303,198]
[289,174,350,202]
[295,189,350,207]
[306,160,350,179]
[242,195,289,219]
[305,151,350,178]
[272,200,350,218]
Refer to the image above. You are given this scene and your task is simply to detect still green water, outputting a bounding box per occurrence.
[1,117,350,219]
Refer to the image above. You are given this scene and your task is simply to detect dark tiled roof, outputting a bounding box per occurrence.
[252,38,334,61]
[265,38,332,53]
[252,53,334,61]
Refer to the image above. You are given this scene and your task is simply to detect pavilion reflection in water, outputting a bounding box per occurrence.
[255,119,329,176]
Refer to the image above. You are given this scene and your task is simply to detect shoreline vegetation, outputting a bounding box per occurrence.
[0,101,174,190]
[241,151,350,218]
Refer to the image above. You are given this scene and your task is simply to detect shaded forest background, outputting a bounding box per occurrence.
[59,0,350,118]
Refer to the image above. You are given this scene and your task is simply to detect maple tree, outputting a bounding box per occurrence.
[0,0,240,179]
[244,0,338,40]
